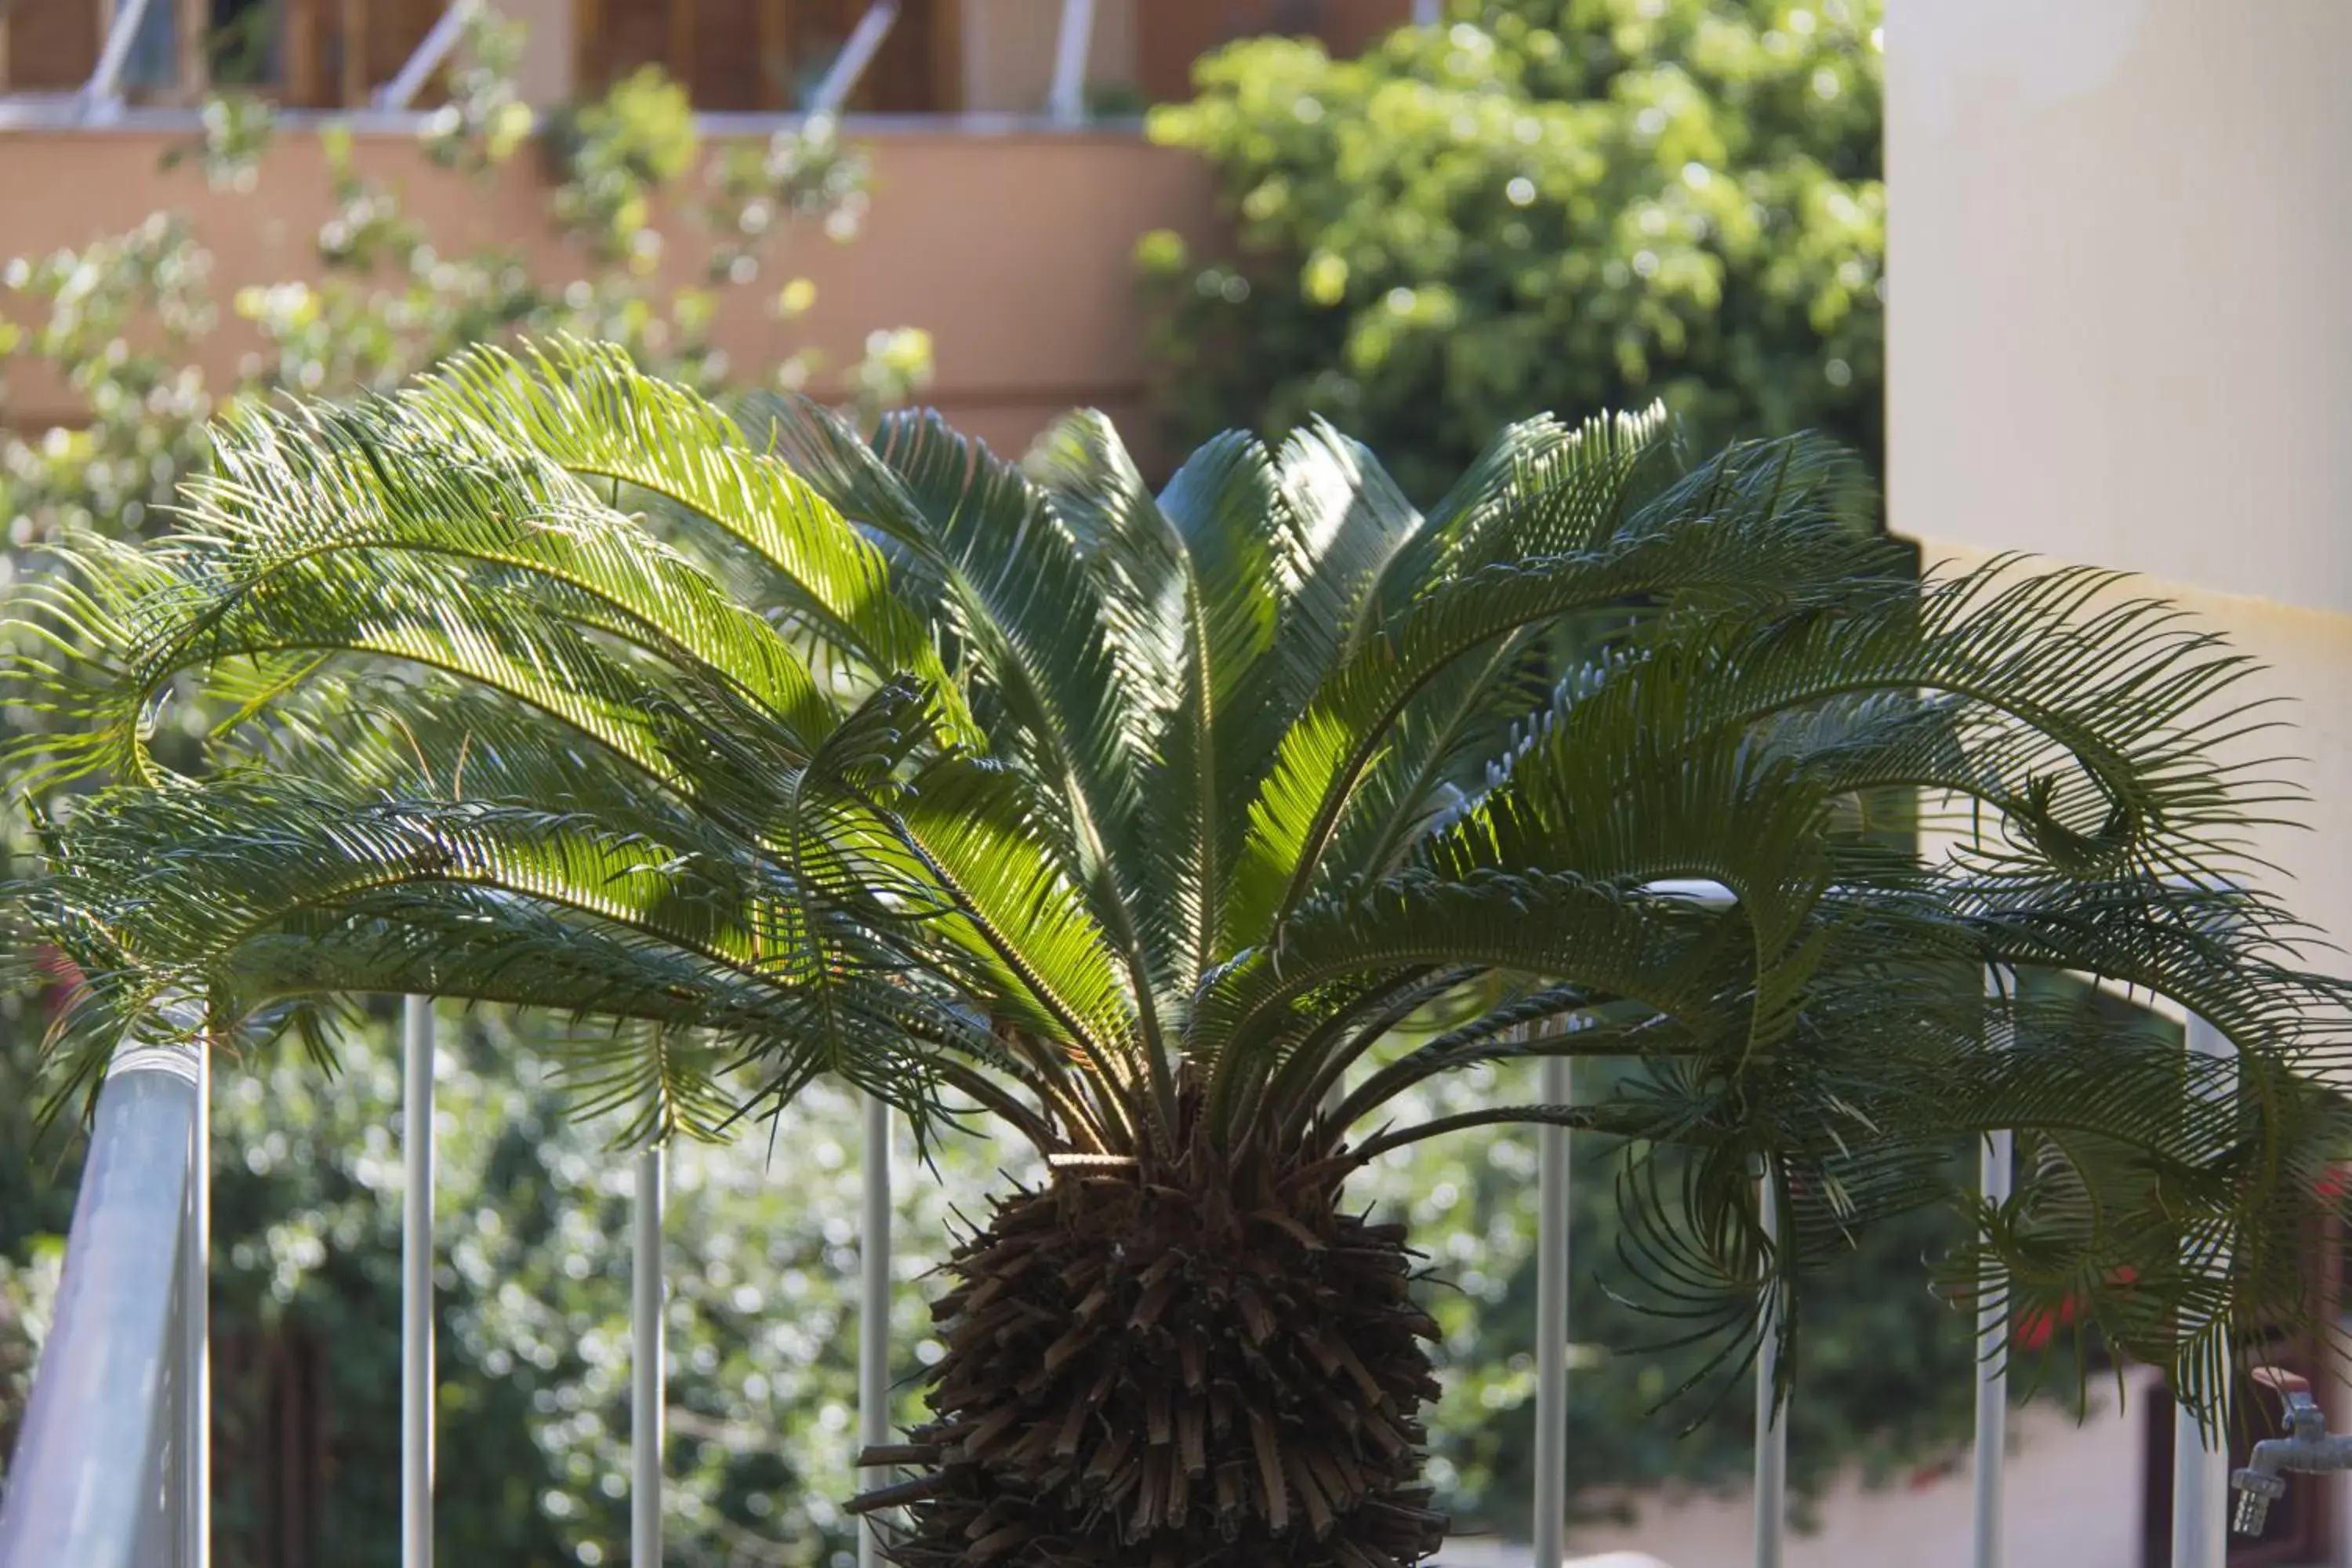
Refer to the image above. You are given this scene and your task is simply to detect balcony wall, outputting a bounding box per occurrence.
[0,123,1216,464]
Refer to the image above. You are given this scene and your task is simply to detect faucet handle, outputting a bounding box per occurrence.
[2251,1365,2323,1435]
[2253,1366,2312,1397]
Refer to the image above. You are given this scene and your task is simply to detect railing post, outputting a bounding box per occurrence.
[0,1026,202,1567]
[806,0,899,118]
[1972,967,2014,1568]
[1753,1161,1787,1568]
[370,0,476,110]
[183,1010,211,1568]
[858,1094,892,1568]
[1046,0,1095,125]
[1533,1040,1570,1568]
[83,0,158,120]
[401,996,437,1568]
[632,1141,667,1566]
[2171,1010,2236,1568]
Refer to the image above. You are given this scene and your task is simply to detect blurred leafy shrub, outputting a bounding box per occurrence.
[1138,0,1884,501]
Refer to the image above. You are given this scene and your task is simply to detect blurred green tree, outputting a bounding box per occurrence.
[1139,0,1882,501]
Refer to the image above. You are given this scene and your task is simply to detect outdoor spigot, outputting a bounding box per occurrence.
[2233,1468,2285,1537]
[2230,1366,2339,1537]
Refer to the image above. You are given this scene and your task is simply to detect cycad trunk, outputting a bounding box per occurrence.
[855,1140,1451,1567]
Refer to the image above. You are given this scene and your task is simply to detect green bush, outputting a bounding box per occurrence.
[1139,0,1883,501]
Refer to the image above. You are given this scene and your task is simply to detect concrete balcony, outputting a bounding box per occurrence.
[0,117,1216,461]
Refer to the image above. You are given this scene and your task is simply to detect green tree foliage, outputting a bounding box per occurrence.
[13,344,2347,1566]
[1139,0,1883,500]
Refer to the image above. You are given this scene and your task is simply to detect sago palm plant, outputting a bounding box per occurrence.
[13,341,2350,1568]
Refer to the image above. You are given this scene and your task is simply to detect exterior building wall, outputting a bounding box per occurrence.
[2,0,1406,109]
[1135,0,1412,102]
[1440,1370,2158,1568]
[956,0,1138,112]
[1886,0,2352,963]
[1886,7,2352,1565]
[500,0,579,105]
[0,125,1217,464]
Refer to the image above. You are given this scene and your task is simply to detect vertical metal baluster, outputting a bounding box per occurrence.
[401,996,436,1568]
[1752,1162,1786,1568]
[2171,1010,2235,1568]
[858,1095,892,1568]
[1046,0,1097,125]
[1534,1040,1572,1568]
[1973,967,2014,1568]
[185,1012,210,1568]
[633,1141,667,1565]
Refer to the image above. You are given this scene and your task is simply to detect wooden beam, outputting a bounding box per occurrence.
[757,0,789,108]
[339,0,368,106]
[668,0,696,98]
[287,0,323,103]
[177,0,209,101]
[930,0,961,114]
[573,0,601,94]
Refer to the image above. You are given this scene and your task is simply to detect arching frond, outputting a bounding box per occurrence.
[12,351,2347,1429]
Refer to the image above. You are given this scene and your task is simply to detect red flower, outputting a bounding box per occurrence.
[35,946,86,1026]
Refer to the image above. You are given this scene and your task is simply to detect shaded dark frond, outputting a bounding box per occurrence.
[541,1020,742,1147]
[1227,456,1901,944]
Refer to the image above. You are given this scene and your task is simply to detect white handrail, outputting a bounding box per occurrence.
[1533,881,1741,1563]
[401,996,437,1568]
[1971,966,2015,1568]
[1046,0,1095,125]
[632,1142,668,1564]
[0,1033,204,1566]
[808,1,899,120]
[187,1015,212,1568]
[373,0,478,111]
[1752,1165,1788,1568]
[83,0,159,122]
[1531,1032,1571,1568]
[2172,1009,2238,1568]
[857,1094,893,1568]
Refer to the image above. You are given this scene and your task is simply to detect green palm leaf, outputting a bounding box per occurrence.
[13,346,2348,1454]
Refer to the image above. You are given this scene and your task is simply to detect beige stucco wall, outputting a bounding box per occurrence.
[0,124,1214,466]
[1438,1369,2159,1568]
[959,0,1140,112]
[1886,0,2352,620]
[1887,0,2352,958]
[497,0,579,106]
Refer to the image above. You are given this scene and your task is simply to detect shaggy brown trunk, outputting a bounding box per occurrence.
[851,1141,1450,1567]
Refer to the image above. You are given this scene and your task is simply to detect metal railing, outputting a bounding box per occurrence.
[0,950,2256,1568]
[0,1022,208,1568]
[18,0,1101,129]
